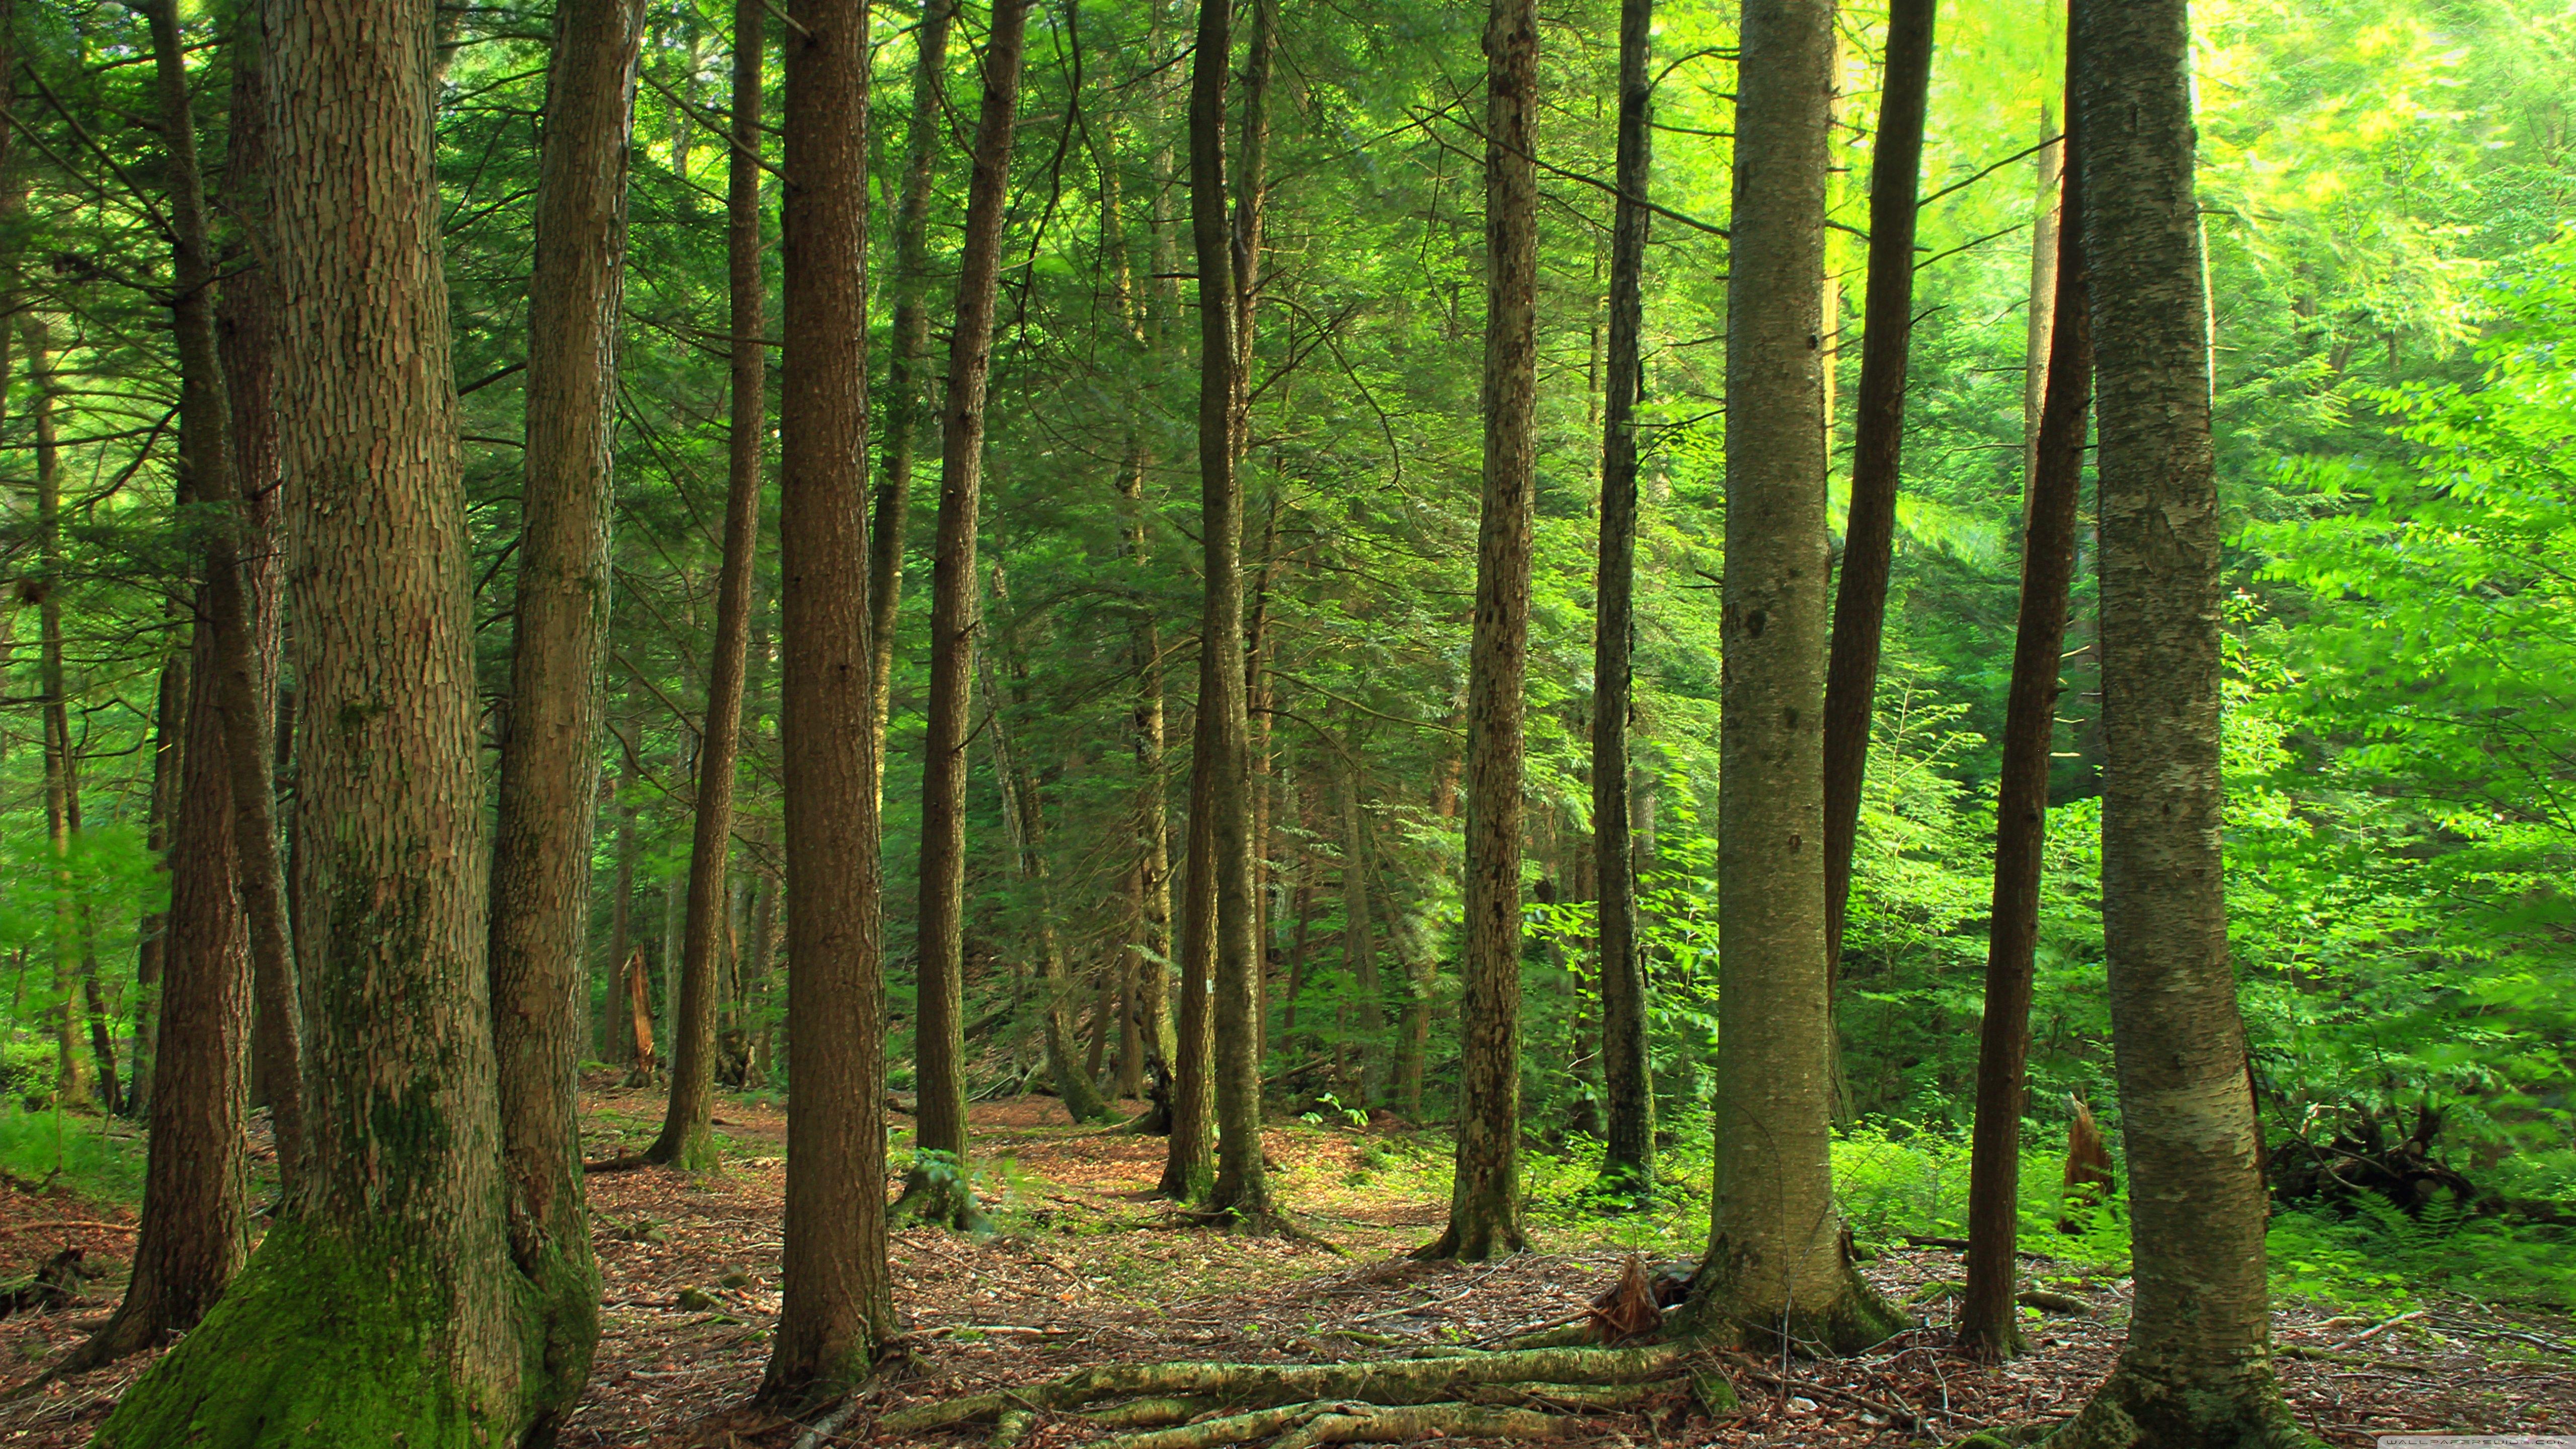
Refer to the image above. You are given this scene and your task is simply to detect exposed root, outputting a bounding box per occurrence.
[1167,1204,1345,1252]
[875,1341,1695,1436]
[1081,1396,1222,1429]
[989,1407,1038,1447]
[1271,1404,1579,1448]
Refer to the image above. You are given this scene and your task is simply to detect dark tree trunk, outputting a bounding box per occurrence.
[128,632,188,1120]
[100,0,553,1435]
[759,0,894,1403]
[1418,0,1539,1263]
[1161,695,1218,1200]
[2051,1,2307,1441]
[867,0,954,797]
[1688,0,1902,1351]
[604,738,640,1061]
[652,0,763,1173]
[1821,0,1936,980]
[1591,0,1654,1204]
[1338,730,1380,1104]
[906,0,1035,1225]
[27,315,84,1114]
[1959,54,2090,1364]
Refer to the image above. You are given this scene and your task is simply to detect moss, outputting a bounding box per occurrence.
[515,1223,600,1437]
[2043,1360,2329,1449]
[1677,1249,1907,1355]
[97,1219,550,1448]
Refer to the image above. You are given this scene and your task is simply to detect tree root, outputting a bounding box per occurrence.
[877,1341,1697,1438]
[1272,1404,1580,1448]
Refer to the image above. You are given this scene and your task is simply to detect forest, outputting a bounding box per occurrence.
[0,0,2563,1442]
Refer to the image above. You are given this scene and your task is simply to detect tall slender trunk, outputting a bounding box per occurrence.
[2053,2,2304,1440]
[907,0,1036,1223]
[1186,0,1273,1226]
[1162,695,1218,1199]
[214,4,304,1191]
[101,0,549,1434]
[867,0,955,801]
[760,0,893,1402]
[69,768,122,1117]
[63,7,266,1344]
[1418,0,1539,1263]
[1688,0,1901,1350]
[652,0,764,1172]
[1821,0,1936,979]
[1960,65,2090,1364]
[2020,104,2064,517]
[604,738,640,1060]
[1338,731,1380,1105]
[128,631,188,1119]
[1591,0,1654,1203]
[27,316,85,1114]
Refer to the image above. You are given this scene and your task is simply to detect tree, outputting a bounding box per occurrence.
[2046,0,2314,1440]
[1821,0,1936,979]
[1418,0,1539,1262]
[98,0,557,1437]
[1589,0,1654,1205]
[1960,44,2091,1364]
[759,0,895,1404]
[651,0,763,1173]
[1689,0,1902,1349]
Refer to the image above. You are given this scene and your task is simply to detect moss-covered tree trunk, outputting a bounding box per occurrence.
[1959,46,2090,1364]
[1419,0,1540,1263]
[2048,1,2315,1442]
[1590,0,1654,1203]
[651,0,763,1174]
[759,0,895,1405]
[99,1,553,1439]
[1689,0,1902,1352]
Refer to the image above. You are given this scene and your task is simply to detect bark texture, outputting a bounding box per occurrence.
[1959,63,2089,1364]
[2051,1,2314,1442]
[651,0,762,1173]
[760,0,894,1404]
[1419,0,1539,1262]
[99,0,554,1439]
[1691,0,1900,1350]
[1591,0,1654,1203]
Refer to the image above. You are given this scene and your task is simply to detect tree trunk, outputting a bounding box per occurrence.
[759,0,894,1403]
[2020,104,2064,518]
[129,634,188,1119]
[1186,0,1273,1226]
[212,3,304,1192]
[26,315,86,1115]
[2051,2,2307,1441]
[604,739,640,1061]
[1161,695,1218,1200]
[867,0,954,801]
[907,0,1035,1224]
[652,0,763,1172]
[1338,733,1380,1105]
[1688,0,1901,1351]
[1418,0,1539,1263]
[1820,0,1935,981]
[485,0,640,1421]
[99,0,551,1436]
[1591,0,1654,1204]
[1959,63,2090,1365]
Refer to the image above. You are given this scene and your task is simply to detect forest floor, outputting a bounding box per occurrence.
[0,1081,2568,1447]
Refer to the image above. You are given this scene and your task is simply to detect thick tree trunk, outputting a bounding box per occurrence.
[907,0,1035,1224]
[2050,2,2310,1441]
[1689,0,1901,1351]
[486,0,640,1422]
[867,0,954,801]
[652,0,764,1172]
[1959,68,2090,1365]
[1185,0,1274,1226]
[760,0,894,1403]
[100,0,552,1436]
[212,5,304,1193]
[1591,0,1654,1204]
[1418,0,1539,1263]
[1821,0,1936,979]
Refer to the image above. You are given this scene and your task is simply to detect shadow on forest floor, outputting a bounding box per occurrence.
[0,1080,2568,1446]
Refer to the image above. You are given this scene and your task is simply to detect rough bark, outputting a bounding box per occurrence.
[2020,105,2064,516]
[1959,65,2089,1365]
[1419,0,1539,1262]
[2049,1,2314,1442]
[1591,0,1654,1203]
[867,0,954,801]
[1690,0,1901,1351]
[1820,0,1936,979]
[759,0,894,1403]
[1186,0,1273,1226]
[98,0,553,1437]
[1162,695,1219,1199]
[907,0,1036,1224]
[651,0,762,1173]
